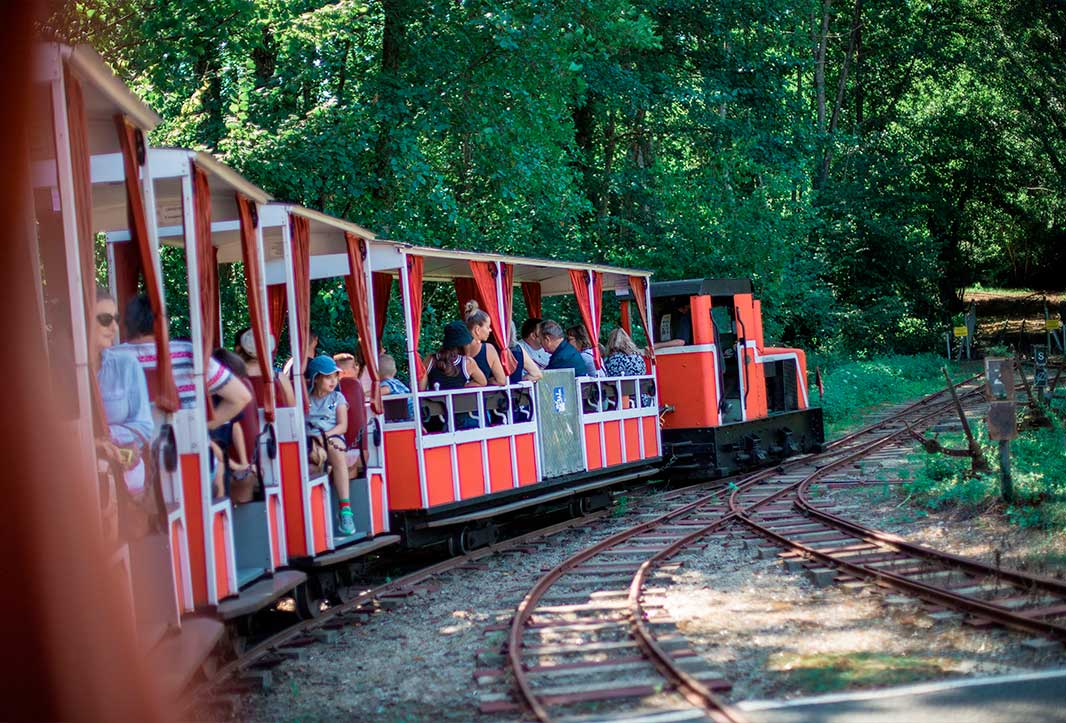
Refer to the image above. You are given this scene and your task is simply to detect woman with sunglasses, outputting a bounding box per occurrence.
[92,288,153,493]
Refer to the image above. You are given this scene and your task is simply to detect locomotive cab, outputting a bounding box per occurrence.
[649,279,824,479]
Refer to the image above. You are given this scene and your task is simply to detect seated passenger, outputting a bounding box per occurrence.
[539,320,588,377]
[282,327,319,379]
[420,321,488,391]
[420,322,487,432]
[115,295,252,420]
[604,328,647,377]
[566,324,601,377]
[93,288,153,495]
[517,318,551,368]
[508,320,542,384]
[335,349,373,398]
[654,301,692,349]
[305,355,355,536]
[235,327,295,407]
[210,348,257,502]
[463,300,507,385]
[379,353,414,420]
[116,295,251,499]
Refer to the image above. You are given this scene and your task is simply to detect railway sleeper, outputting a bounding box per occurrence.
[526,654,712,680]
[551,706,718,723]
[533,674,730,706]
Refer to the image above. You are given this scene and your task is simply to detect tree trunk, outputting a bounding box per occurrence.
[814,0,832,135]
[372,0,410,205]
[818,0,862,188]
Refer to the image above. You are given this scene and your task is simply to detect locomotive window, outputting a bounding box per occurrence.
[711,305,734,334]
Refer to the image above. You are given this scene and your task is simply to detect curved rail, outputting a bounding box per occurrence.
[506,375,1000,722]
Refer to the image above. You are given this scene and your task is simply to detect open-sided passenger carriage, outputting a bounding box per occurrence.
[259,204,399,581]
[97,147,317,620]
[364,244,664,551]
[32,44,228,693]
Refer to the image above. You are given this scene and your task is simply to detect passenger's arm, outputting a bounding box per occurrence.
[275,372,295,407]
[486,345,507,386]
[653,339,685,350]
[208,376,253,430]
[324,399,348,446]
[522,351,542,381]
[465,357,488,387]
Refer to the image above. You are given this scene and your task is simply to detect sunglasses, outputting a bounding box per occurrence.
[96,312,120,327]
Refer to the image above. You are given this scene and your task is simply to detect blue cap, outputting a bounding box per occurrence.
[306,355,340,387]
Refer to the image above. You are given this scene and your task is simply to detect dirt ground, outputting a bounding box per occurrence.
[238,416,1066,721]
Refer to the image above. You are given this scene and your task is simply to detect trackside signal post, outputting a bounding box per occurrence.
[985,358,1016,503]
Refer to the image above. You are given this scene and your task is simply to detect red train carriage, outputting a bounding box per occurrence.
[645,278,824,479]
[366,243,663,550]
[259,204,399,573]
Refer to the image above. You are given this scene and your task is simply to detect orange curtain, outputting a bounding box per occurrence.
[406,255,425,379]
[267,283,286,343]
[344,232,382,414]
[115,114,179,413]
[111,241,140,324]
[568,269,603,369]
[501,261,514,348]
[469,261,516,375]
[372,271,392,343]
[64,69,109,433]
[192,163,219,359]
[521,281,542,319]
[237,194,276,421]
[620,300,631,334]
[454,277,479,317]
[628,275,653,359]
[290,214,311,379]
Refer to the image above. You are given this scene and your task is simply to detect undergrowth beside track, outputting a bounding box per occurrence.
[814,353,969,438]
[816,353,1066,535]
[896,418,1066,531]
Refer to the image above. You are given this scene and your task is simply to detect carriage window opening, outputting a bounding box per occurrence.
[711,304,734,334]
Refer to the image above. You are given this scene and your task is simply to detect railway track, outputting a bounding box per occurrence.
[185,507,631,718]
[496,374,1064,723]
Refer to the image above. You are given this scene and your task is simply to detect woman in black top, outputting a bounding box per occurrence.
[463,300,507,385]
[420,321,488,391]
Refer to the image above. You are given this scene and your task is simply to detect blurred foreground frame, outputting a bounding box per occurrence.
[0,3,164,720]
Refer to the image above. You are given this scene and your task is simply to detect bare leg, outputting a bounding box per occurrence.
[326,445,350,501]
[209,441,225,499]
[229,422,250,469]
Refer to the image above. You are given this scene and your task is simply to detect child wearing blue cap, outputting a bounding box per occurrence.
[305,355,356,535]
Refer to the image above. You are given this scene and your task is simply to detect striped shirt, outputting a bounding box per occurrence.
[112,340,233,410]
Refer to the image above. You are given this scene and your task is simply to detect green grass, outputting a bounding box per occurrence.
[815,354,969,438]
[965,284,1039,297]
[767,652,954,693]
[899,414,1066,530]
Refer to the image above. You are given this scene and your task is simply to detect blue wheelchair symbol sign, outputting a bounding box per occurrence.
[553,386,566,413]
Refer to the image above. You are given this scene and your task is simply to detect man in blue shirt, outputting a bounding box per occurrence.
[540,320,588,376]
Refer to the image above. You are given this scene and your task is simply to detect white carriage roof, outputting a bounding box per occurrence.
[372,238,651,294]
[96,147,272,252]
[62,44,161,132]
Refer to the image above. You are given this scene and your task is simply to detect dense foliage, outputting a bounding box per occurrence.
[50,0,1066,355]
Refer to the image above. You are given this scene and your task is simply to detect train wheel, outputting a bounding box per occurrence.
[293,582,324,620]
[569,496,593,517]
[447,526,474,557]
